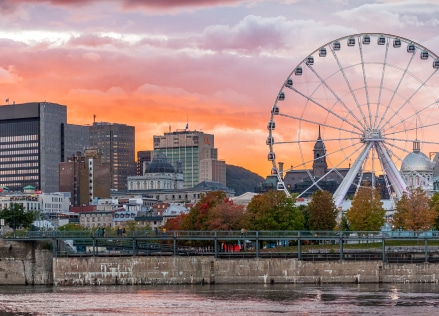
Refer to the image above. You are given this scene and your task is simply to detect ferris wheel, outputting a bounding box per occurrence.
[267,33,439,208]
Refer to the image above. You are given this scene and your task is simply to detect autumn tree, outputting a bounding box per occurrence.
[179,191,227,230]
[243,190,304,230]
[307,190,337,231]
[164,213,187,230]
[429,192,439,230]
[346,186,385,231]
[207,202,245,230]
[393,187,437,230]
[177,191,245,231]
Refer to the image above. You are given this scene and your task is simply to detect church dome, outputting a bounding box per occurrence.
[146,153,175,173]
[400,151,433,173]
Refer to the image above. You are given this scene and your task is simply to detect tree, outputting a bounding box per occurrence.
[244,190,304,230]
[346,187,385,231]
[307,190,337,231]
[167,191,245,231]
[207,202,245,230]
[180,191,224,230]
[0,203,37,230]
[429,192,439,230]
[393,187,437,231]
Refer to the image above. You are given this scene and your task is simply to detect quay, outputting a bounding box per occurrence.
[1,230,439,286]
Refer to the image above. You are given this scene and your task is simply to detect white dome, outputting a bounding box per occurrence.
[400,151,433,173]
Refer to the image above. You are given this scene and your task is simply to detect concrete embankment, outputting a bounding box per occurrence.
[0,239,53,285]
[2,241,439,286]
[53,256,439,286]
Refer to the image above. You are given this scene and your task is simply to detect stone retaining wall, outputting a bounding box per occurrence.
[53,256,439,286]
[0,240,53,285]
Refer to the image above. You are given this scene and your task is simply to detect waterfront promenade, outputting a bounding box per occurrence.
[4,229,439,264]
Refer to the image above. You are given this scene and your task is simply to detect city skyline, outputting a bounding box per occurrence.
[0,0,438,177]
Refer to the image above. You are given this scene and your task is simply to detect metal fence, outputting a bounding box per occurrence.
[4,229,439,263]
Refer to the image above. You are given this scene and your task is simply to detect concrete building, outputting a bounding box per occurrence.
[59,149,111,206]
[153,129,226,188]
[199,158,226,186]
[89,122,136,192]
[0,102,89,192]
[79,210,114,229]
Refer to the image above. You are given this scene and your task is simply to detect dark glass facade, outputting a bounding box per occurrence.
[89,122,136,191]
[0,118,40,190]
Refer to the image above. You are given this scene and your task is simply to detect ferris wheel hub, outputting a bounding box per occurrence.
[361,128,383,143]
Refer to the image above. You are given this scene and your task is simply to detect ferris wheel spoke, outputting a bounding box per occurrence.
[306,65,365,128]
[290,141,362,172]
[384,136,439,147]
[360,36,388,128]
[373,38,391,128]
[383,100,439,133]
[286,86,364,133]
[378,68,438,131]
[384,120,439,137]
[329,45,369,129]
[279,113,362,136]
[376,50,416,129]
[274,137,360,145]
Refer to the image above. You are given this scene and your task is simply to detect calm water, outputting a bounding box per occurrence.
[1,283,439,315]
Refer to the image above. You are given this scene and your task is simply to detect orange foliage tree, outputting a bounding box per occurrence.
[393,187,437,231]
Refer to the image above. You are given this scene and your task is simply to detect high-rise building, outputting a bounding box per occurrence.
[59,149,111,206]
[0,102,89,192]
[89,122,136,191]
[153,130,226,188]
[136,150,153,176]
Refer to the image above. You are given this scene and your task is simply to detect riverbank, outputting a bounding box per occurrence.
[2,240,439,286]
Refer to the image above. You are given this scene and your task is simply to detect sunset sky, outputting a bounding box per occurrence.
[0,0,438,177]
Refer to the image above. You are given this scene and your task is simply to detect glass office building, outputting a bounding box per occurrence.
[0,102,89,193]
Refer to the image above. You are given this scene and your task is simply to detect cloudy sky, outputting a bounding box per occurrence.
[0,0,438,177]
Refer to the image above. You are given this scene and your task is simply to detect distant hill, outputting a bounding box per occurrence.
[226,164,265,196]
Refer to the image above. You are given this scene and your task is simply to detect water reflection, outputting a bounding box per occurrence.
[0,283,439,315]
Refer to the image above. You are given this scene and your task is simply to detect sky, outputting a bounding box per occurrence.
[0,0,438,178]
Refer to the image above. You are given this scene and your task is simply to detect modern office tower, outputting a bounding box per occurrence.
[62,124,90,161]
[89,122,136,191]
[0,102,90,193]
[153,130,226,188]
[59,149,111,206]
[136,150,153,176]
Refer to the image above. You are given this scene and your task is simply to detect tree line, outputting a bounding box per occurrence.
[165,187,439,232]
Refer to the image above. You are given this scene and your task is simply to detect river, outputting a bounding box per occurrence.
[1,283,438,315]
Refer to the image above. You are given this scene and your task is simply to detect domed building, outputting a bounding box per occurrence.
[400,139,434,191]
[127,153,184,190]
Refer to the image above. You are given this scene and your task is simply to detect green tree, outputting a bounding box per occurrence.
[244,190,304,230]
[393,187,437,230]
[0,203,37,229]
[307,190,337,231]
[58,223,85,231]
[346,187,385,231]
[429,192,439,230]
